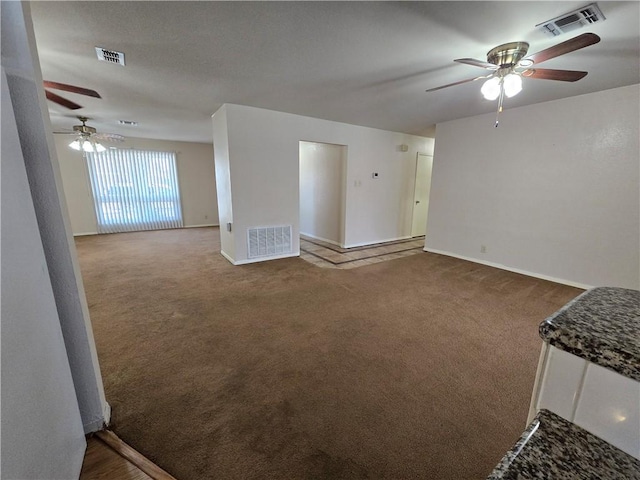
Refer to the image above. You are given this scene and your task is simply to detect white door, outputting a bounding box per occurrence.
[410,153,433,237]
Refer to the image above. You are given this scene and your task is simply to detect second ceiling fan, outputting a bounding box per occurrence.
[43,80,101,110]
[54,116,125,153]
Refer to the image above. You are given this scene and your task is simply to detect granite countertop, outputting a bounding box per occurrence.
[539,287,640,381]
[487,409,640,479]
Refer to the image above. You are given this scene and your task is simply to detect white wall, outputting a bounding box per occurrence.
[54,135,218,235]
[3,0,109,442]
[427,84,640,289]
[299,141,346,245]
[212,105,235,260]
[214,104,434,264]
[2,56,86,480]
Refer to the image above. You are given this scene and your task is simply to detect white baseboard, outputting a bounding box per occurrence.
[220,250,235,264]
[73,225,218,236]
[83,401,111,434]
[103,401,111,426]
[343,235,412,249]
[220,250,299,265]
[184,223,219,228]
[300,232,343,247]
[423,247,592,290]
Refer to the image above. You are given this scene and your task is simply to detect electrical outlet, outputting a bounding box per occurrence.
[480,245,487,253]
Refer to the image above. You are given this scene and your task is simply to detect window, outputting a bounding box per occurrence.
[86,149,183,234]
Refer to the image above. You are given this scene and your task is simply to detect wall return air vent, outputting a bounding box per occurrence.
[247,225,292,259]
[536,3,605,37]
[95,47,125,66]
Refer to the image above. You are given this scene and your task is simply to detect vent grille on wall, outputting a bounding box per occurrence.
[247,225,292,259]
[95,47,126,66]
[536,3,605,37]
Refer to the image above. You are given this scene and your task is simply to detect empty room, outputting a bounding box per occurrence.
[3,2,639,480]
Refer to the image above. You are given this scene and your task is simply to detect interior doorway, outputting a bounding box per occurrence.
[299,141,347,246]
[411,152,434,238]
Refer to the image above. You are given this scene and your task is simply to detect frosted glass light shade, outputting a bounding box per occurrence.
[504,73,523,98]
[481,77,501,100]
[70,136,107,153]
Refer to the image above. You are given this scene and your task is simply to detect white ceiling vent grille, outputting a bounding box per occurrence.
[247,225,292,259]
[95,47,125,66]
[536,3,605,37]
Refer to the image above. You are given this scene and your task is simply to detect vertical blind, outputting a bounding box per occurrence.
[86,149,183,234]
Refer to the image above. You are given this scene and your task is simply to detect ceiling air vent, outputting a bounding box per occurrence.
[536,3,605,37]
[95,47,125,66]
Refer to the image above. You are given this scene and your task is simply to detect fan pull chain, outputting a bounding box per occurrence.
[495,82,505,128]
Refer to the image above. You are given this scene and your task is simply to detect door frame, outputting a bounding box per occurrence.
[410,152,433,238]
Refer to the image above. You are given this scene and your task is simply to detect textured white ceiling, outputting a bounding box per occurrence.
[30,1,640,144]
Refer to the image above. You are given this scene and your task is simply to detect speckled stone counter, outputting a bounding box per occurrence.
[487,409,640,479]
[539,287,640,382]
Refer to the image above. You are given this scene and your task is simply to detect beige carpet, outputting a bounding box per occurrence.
[75,227,582,480]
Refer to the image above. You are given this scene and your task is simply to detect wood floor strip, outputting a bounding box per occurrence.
[80,437,153,480]
[301,244,423,265]
[95,430,178,480]
[300,237,425,265]
[301,234,424,253]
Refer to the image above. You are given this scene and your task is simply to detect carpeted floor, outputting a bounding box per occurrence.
[75,227,582,480]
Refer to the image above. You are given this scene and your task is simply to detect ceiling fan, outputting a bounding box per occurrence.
[54,116,125,153]
[43,80,101,110]
[426,33,601,126]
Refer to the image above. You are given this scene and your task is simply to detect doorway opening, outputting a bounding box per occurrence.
[299,141,347,247]
[410,153,434,238]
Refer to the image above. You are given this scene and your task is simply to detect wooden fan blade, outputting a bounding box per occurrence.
[522,68,588,82]
[454,58,499,70]
[426,75,491,93]
[524,33,600,65]
[45,90,82,110]
[43,81,101,98]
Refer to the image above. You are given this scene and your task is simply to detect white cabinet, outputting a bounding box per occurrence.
[529,343,640,459]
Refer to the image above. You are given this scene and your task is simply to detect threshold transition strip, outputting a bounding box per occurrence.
[300,235,425,269]
[80,430,177,480]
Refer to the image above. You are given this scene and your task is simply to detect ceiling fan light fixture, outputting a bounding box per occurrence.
[481,77,501,100]
[427,33,600,127]
[95,142,107,153]
[69,139,82,150]
[82,140,95,152]
[503,73,523,97]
